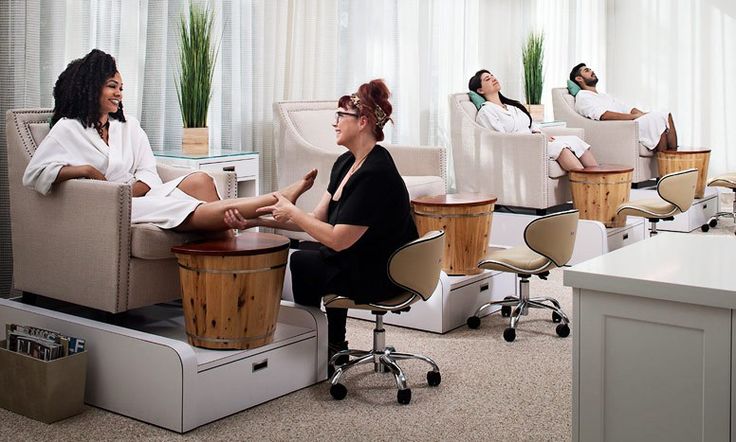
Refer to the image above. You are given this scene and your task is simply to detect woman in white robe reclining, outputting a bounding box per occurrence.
[23,49,316,231]
[468,69,598,171]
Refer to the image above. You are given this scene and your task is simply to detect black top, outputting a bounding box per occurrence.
[322,145,418,302]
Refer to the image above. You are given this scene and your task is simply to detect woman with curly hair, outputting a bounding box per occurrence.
[228,79,418,360]
[23,49,316,231]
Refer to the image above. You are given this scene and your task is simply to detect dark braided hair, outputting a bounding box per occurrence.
[468,69,533,128]
[50,49,125,128]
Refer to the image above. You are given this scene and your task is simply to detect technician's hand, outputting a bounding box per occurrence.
[257,192,294,223]
[224,208,256,230]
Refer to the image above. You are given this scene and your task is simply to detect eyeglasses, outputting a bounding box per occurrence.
[334,111,359,124]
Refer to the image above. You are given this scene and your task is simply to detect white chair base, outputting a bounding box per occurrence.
[467,274,571,342]
[328,313,441,404]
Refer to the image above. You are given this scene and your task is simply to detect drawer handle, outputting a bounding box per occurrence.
[252,359,268,372]
[703,204,707,209]
[623,234,629,240]
[222,166,236,172]
[480,284,489,292]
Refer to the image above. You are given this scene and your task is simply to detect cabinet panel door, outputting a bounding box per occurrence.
[576,289,730,442]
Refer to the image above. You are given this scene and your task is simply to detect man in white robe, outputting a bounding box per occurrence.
[569,63,678,152]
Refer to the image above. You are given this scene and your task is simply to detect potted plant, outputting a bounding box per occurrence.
[176,2,219,154]
[522,31,545,122]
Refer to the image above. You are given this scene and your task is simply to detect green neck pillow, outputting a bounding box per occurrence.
[467,91,486,110]
[567,79,581,97]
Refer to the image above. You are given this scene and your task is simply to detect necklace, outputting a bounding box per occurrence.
[95,120,110,141]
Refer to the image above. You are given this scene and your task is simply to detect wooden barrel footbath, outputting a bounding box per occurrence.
[412,193,497,275]
[657,149,711,198]
[569,165,633,228]
[172,232,290,350]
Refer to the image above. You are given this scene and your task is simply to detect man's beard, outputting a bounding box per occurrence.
[584,77,599,87]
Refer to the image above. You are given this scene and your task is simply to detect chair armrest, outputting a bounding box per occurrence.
[156,163,237,199]
[540,127,585,139]
[10,179,133,312]
[386,144,447,188]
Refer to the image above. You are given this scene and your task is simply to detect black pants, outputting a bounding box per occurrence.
[290,247,348,344]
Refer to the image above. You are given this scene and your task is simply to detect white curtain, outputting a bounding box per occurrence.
[607,0,736,176]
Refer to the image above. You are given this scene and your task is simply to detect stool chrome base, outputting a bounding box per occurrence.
[328,314,441,404]
[702,194,736,234]
[467,274,570,342]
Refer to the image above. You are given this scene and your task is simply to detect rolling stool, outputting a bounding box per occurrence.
[701,174,736,233]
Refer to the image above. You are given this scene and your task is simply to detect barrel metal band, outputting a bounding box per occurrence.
[177,262,286,274]
[187,331,274,344]
[413,210,493,219]
[569,178,631,185]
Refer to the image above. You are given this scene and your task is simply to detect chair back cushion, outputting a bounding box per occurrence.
[524,210,579,267]
[388,230,445,301]
[657,168,698,212]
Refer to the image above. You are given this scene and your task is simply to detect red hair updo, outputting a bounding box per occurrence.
[337,79,393,141]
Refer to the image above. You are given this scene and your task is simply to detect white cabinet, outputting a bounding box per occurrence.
[154,150,259,197]
[565,234,736,441]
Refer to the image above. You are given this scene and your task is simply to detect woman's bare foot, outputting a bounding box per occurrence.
[281,169,318,203]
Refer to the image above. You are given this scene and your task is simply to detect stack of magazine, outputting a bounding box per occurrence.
[5,324,86,361]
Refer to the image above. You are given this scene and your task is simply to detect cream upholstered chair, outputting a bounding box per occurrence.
[6,109,237,314]
[449,93,585,213]
[617,168,698,236]
[324,230,444,405]
[466,210,578,342]
[551,87,658,186]
[273,100,446,227]
[702,174,736,233]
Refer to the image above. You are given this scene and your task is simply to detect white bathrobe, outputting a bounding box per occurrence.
[23,117,215,229]
[475,101,591,159]
[574,90,669,150]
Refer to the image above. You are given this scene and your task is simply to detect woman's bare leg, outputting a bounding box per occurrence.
[666,113,678,150]
[654,132,669,152]
[579,150,598,167]
[557,148,584,171]
[177,172,220,202]
[175,169,317,231]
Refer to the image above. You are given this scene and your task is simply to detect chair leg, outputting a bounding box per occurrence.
[328,312,441,404]
[649,220,659,236]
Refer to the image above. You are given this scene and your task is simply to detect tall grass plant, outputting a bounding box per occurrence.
[176,2,219,128]
[522,32,544,105]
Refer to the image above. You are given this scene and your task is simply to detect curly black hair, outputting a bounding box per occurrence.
[50,49,125,128]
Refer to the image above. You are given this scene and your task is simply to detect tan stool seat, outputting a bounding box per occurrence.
[708,174,736,188]
[468,210,579,342]
[615,168,698,237]
[323,292,417,312]
[479,246,552,275]
[617,199,678,219]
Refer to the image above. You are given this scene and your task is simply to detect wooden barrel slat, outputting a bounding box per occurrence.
[569,166,633,228]
[173,233,289,350]
[657,150,711,198]
[412,194,496,276]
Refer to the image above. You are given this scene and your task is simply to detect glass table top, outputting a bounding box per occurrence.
[153,149,258,160]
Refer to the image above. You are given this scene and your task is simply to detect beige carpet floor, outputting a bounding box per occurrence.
[1,216,733,441]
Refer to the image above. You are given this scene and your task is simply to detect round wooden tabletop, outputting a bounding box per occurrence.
[569,164,634,174]
[658,148,711,155]
[412,193,497,207]
[171,232,290,256]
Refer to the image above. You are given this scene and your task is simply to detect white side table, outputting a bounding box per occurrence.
[154,149,259,197]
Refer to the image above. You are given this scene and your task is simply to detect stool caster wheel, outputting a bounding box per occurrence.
[503,327,516,342]
[466,316,481,329]
[701,224,710,232]
[427,370,441,387]
[397,388,412,405]
[710,219,718,227]
[552,311,562,323]
[556,323,570,338]
[330,383,347,400]
[501,306,512,317]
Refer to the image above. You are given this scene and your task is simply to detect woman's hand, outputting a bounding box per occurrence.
[224,209,258,230]
[257,192,295,223]
[82,165,106,180]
